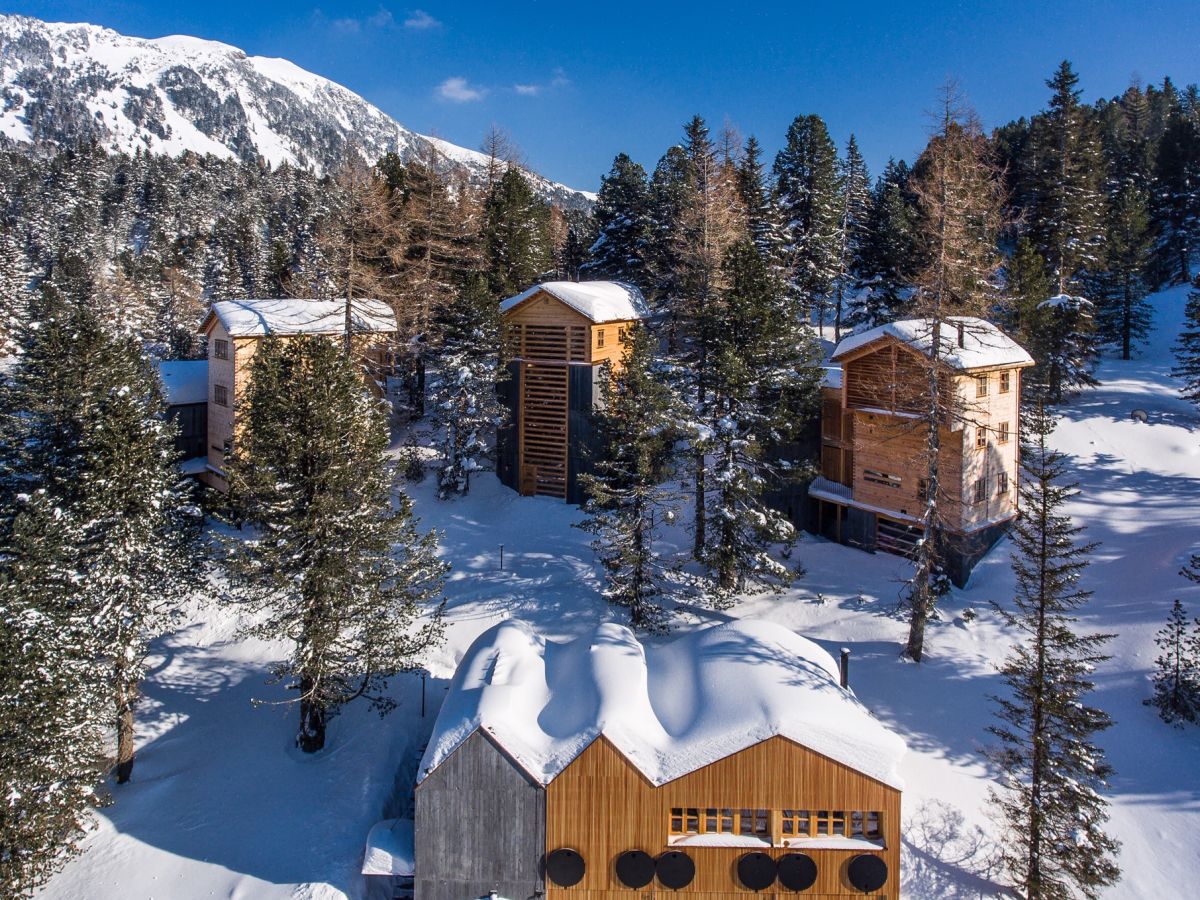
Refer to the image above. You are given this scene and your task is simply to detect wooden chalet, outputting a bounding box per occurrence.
[809,317,1034,585]
[497,280,648,504]
[413,619,906,900]
[197,298,397,492]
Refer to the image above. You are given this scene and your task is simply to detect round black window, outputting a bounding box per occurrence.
[545,848,585,887]
[847,854,888,893]
[777,853,819,891]
[655,850,696,890]
[615,849,656,889]
[736,851,777,890]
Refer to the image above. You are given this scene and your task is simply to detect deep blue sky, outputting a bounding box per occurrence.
[6,1,1199,190]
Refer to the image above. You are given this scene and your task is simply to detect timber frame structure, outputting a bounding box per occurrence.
[497,281,647,504]
[413,619,907,900]
[807,317,1035,586]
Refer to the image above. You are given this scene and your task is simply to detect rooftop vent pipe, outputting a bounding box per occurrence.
[839,648,850,689]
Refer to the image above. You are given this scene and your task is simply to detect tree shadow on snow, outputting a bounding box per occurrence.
[901,799,1011,899]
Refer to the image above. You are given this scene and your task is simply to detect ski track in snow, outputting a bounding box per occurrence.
[36,286,1200,899]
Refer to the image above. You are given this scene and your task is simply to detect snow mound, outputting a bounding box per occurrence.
[156,359,208,405]
[832,316,1033,370]
[419,618,907,789]
[207,298,396,337]
[501,281,649,324]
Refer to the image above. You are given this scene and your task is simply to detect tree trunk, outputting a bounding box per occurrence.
[114,676,137,784]
[298,677,327,753]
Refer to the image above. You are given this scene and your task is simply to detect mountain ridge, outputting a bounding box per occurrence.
[0,13,594,208]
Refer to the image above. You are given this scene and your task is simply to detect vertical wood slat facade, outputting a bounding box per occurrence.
[501,289,638,502]
[544,736,900,899]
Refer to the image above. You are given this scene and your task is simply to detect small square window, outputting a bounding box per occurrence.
[998,421,1010,443]
[999,371,1011,393]
[975,428,987,450]
[214,384,229,407]
[976,374,989,397]
[213,339,229,360]
[865,812,882,840]
[974,478,987,503]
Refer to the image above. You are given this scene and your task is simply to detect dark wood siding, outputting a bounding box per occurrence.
[415,730,546,900]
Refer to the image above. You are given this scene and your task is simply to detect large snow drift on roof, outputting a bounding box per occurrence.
[156,359,208,405]
[209,298,396,337]
[419,619,906,790]
[500,281,649,323]
[832,317,1032,370]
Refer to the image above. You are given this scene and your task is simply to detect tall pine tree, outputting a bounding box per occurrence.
[222,335,447,752]
[581,153,652,289]
[1145,599,1200,726]
[577,324,682,631]
[986,395,1120,900]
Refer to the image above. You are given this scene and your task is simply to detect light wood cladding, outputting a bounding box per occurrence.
[519,363,569,498]
[545,736,900,899]
[843,343,928,414]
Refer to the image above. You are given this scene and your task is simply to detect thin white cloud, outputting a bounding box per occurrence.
[514,83,540,96]
[331,17,362,34]
[405,9,441,29]
[438,76,485,103]
[550,67,570,87]
[369,8,396,28]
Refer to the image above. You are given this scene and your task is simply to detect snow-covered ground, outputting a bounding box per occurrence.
[37,285,1200,899]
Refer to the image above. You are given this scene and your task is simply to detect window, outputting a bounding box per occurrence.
[999,371,1011,393]
[998,421,1010,443]
[597,328,606,348]
[975,374,989,397]
[997,471,1009,495]
[781,809,811,838]
[975,428,987,450]
[974,477,987,503]
[917,479,929,502]
[851,811,883,840]
[863,468,901,489]
[213,338,229,360]
[213,384,229,407]
[669,807,768,838]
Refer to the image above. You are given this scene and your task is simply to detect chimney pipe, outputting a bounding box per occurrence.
[839,648,850,689]
[956,321,965,348]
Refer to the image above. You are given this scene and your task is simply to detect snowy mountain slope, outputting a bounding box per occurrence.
[35,286,1200,899]
[0,14,593,208]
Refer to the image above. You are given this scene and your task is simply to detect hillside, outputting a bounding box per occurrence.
[0,14,593,208]
[30,284,1200,899]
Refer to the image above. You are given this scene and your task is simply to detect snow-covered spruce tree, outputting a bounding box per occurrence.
[430,276,506,498]
[1151,109,1200,285]
[0,491,108,896]
[483,167,553,299]
[831,134,871,342]
[903,87,1005,662]
[1145,599,1200,726]
[1026,61,1108,296]
[581,153,653,289]
[1,284,201,785]
[736,135,785,269]
[577,324,683,630]
[701,240,822,601]
[0,223,34,355]
[1094,181,1153,360]
[1171,274,1200,407]
[849,158,920,329]
[986,394,1120,900]
[221,335,447,753]
[1009,239,1099,403]
[773,114,843,326]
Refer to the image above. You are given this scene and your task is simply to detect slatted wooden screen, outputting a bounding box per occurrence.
[506,324,589,363]
[519,363,569,498]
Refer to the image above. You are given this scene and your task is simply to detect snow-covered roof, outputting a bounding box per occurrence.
[156,359,208,405]
[418,619,906,790]
[205,298,397,337]
[500,281,649,324]
[831,317,1033,370]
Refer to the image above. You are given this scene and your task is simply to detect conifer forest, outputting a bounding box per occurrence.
[1,9,1200,900]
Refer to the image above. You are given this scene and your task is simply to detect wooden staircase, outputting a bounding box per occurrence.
[876,516,923,558]
[519,363,569,499]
